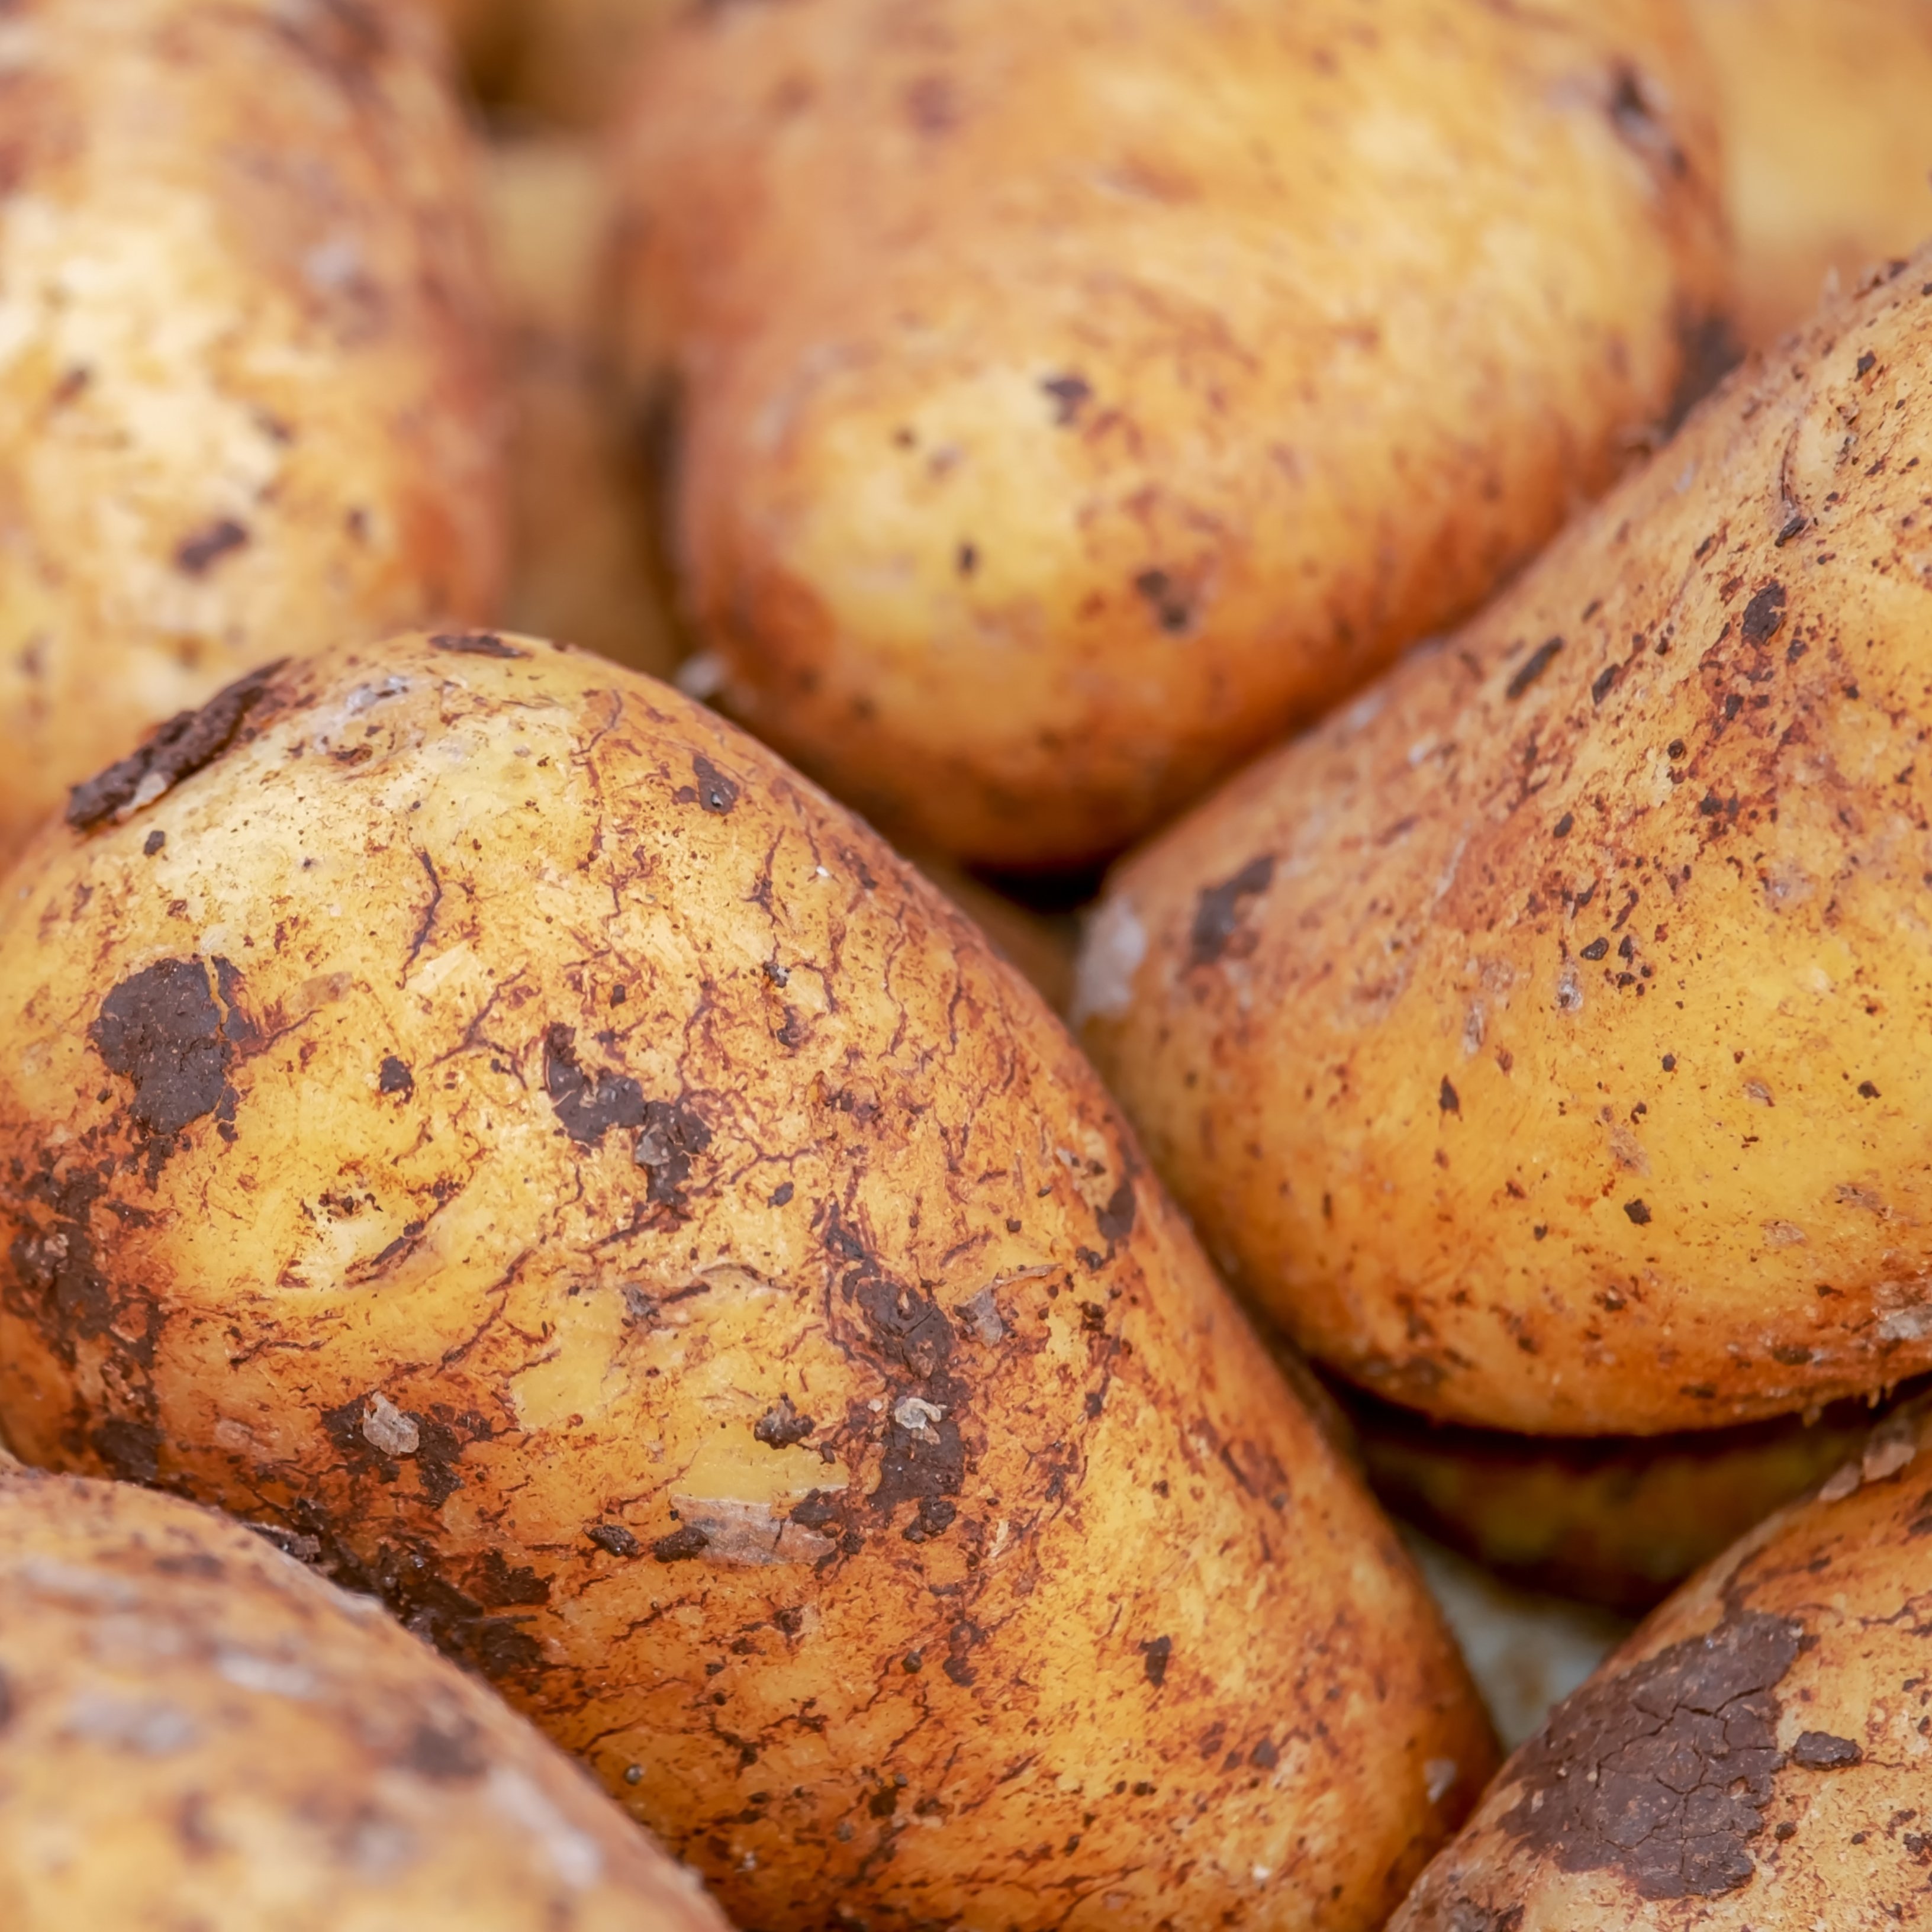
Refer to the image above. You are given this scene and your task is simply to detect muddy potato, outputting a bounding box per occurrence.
[1348,1380,1927,1613]
[1689,0,1932,349]
[608,0,1729,869]
[0,1456,726,1932]
[1080,250,1932,1435]
[1393,1395,1932,1927]
[0,634,1493,1931]
[484,134,680,680]
[0,0,505,861]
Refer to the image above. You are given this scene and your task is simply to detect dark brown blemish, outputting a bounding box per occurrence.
[1041,373,1093,426]
[754,1393,816,1449]
[1790,1731,1862,1770]
[1440,1077,1460,1115]
[1625,1199,1652,1225]
[471,1548,550,1608]
[1582,938,1611,961]
[91,957,236,1138]
[1189,854,1276,967]
[683,755,738,815]
[402,1713,487,1782]
[173,519,249,577]
[429,633,526,659]
[143,830,165,857]
[1499,1609,1799,1899]
[1135,568,1193,635]
[1250,1737,1279,1769]
[0,1664,15,1734]
[1094,1176,1136,1244]
[1141,1635,1172,1688]
[587,1522,641,1558]
[633,1097,713,1208]
[1741,584,1787,649]
[543,1024,646,1147]
[67,660,285,830]
[91,1416,161,1485]
[378,1057,414,1097]
[1505,636,1564,700]
[1773,514,1808,548]
[1592,665,1620,705]
[1554,812,1574,838]
[652,1525,710,1566]
[900,1495,957,1544]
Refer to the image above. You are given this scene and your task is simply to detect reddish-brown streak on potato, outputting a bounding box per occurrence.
[1082,247,1932,1434]
[0,632,1492,1932]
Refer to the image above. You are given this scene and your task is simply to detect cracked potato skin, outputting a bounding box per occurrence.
[0,633,1492,1932]
[1392,1395,1932,1927]
[0,0,505,858]
[608,0,1729,868]
[1080,252,1932,1435]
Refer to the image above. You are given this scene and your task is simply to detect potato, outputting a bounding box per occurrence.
[1350,1381,1926,1612]
[1689,0,1932,349]
[0,1454,726,1931]
[483,134,681,680]
[607,0,1730,868]
[0,633,1493,1931]
[1078,249,1932,1435]
[1392,1393,1932,1927]
[0,0,505,860]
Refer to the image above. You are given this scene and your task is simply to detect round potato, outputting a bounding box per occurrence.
[0,0,505,859]
[1079,249,1932,1434]
[1690,0,1932,349]
[1348,1380,1927,1612]
[608,0,1730,868]
[0,1455,726,1932]
[1392,1393,1932,1927]
[483,134,681,680]
[0,633,1493,1931]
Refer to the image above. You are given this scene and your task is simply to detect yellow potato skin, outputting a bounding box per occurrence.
[608,0,1729,868]
[483,134,681,680]
[1689,0,1932,350]
[1392,1396,1932,1927]
[0,0,505,858]
[0,634,1492,1932]
[0,1459,726,1932]
[1081,252,1932,1436]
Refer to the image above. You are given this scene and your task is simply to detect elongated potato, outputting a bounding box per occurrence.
[1393,1395,1932,1927]
[0,633,1492,1932]
[0,0,505,858]
[1349,1380,1925,1612]
[1690,0,1932,349]
[609,0,1729,868]
[1080,252,1932,1435]
[0,1456,725,1932]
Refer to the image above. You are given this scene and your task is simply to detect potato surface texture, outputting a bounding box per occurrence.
[1080,255,1932,1434]
[609,0,1728,867]
[0,1460,727,1932]
[0,634,1492,1931]
[1392,1396,1932,1927]
[1689,0,1932,349]
[0,0,504,856]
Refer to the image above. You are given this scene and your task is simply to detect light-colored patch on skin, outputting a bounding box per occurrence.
[1071,895,1146,1029]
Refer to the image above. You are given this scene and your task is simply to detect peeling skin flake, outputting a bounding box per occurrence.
[1071,896,1146,1026]
[362,1393,420,1457]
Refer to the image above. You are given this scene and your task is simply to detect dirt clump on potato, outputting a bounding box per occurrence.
[0,632,1492,1932]
[0,0,505,859]
[1393,1392,1932,1925]
[0,1456,727,1932]
[607,0,1730,868]
[1081,246,1932,1434]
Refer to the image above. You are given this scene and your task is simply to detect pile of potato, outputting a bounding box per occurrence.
[0,0,1928,1927]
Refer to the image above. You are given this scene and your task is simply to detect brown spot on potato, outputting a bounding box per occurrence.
[681,754,740,815]
[1440,1078,1461,1115]
[1040,373,1093,426]
[543,1024,647,1147]
[430,632,526,659]
[378,1056,414,1097]
[1134,568,1193,635]
[1504,637,1563,700]
[587,1522,641,1558]
[173,519,249,577]
[1789,1730,1862,1769]
[1499,1608,1799,1899]
[1189,855,1275,967]
[1141,1635,1172,1688]
[67,661,286,830]
[401,1713,488,1782]
[1094,1176,1136,1244]
[754,1393,816,1448]
[91,958,236,1138]
[1741,583,1786,648]
[653,1525,711,1563]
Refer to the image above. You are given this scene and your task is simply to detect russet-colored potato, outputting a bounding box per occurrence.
[608,0,1729,867]
[0,632,1492,1932]
[1080,251,1932,1435]
[0,1457,727,1932]
[1393,1394,1932,1926]
[0,0,505,859]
